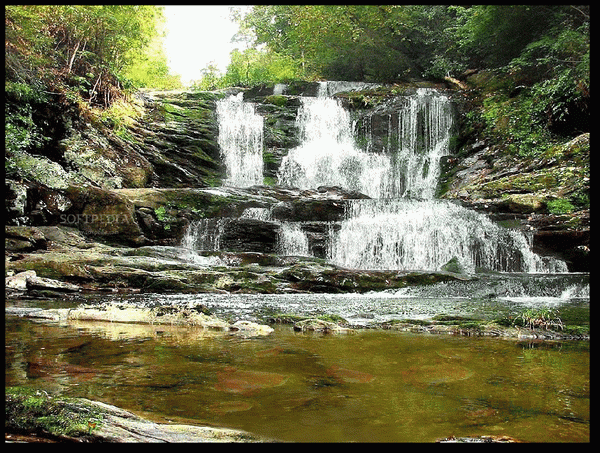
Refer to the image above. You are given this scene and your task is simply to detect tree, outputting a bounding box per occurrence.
[235,5,457,82]
[221,48,302,87]
[5,5,176,105]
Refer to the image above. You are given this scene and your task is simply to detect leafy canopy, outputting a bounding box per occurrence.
[5,5,181,105]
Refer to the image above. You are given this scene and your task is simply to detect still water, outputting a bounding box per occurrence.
[5,297,589,443]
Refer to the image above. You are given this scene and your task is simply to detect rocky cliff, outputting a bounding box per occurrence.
[5,79,589,295]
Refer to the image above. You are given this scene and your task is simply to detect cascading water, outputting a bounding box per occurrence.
[328,199,566,273]
[216,92,264,186]
[276,82,566,273]
[394,88,454,199]
[277,87,453,200]
[277,88,392,198]
[278,222,310,256]
[192,81,568,274]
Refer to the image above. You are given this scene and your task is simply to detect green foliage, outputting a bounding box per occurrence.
[519,308,564,331]
[97,98,144,141]
[235,5,433,82]
[5,5,178,105]
[454,5,559,68]
[193,48,303,90]
[546,198,575,215]
[154,205,176,230]
[232,5,589,88]
[121,22,182,90]
[5,82,53,168]
[193,64,226,91]
[224,48,302,87]
[529,70,589,135]
[480,92,554,157]
[495,308,564,331]
[6,387,102,439]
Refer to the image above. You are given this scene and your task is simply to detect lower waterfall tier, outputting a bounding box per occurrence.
[328,199,567,273]
[182,198,568,274]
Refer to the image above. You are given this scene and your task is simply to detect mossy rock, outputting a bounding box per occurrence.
[499,193,547,213]
[5,386,105,441]
[263,95,288,107]
[5,386,269,442]
[63,186,144,243]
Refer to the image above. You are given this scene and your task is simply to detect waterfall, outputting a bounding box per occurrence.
[328,199,567,273]
[216,92,264,186]
[182,218,225,251]
[277,87,452,199]
[275,81,565,273]
[277,95,392,198]
[278,222,310,256]
[200,81,568,274]
[182,206,311,257]
[395,88,454,199]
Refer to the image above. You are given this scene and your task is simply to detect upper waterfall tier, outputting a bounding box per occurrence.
[277,88,453,199]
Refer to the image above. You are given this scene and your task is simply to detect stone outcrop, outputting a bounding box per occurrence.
[439,133,590,271]
[5,387,272,443]
[5,221,474,295]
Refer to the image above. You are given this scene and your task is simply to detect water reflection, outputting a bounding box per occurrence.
[5,315,589,442]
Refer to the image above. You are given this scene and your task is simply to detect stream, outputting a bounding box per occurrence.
[5,290,590,442]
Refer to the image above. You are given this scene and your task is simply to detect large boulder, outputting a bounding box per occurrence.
[62,186,145,244]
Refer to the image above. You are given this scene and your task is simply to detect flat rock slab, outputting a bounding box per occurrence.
[5,388,272,443]
[85,399,269,442]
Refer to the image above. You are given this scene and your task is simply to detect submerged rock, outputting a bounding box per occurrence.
[230,320,274,337]
[214,368,288,395]
[293,318,354,334]
[326,365,374,383]
[67,302,229,329]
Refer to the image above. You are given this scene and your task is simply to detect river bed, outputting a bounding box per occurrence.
[4,276,590,442]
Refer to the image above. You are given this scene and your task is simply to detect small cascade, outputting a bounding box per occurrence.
[216,92,264,186]
[277,94,391,197]
[181,206,312,258]
[328,199,568,273]
[181,218,225,252]
[394,88,454,198]
[278,222,310,256]
[274,81,567,273]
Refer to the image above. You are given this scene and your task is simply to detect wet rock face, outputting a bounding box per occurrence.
[131,90,225,188]
[6,183,370,250]
[218,218,280,253]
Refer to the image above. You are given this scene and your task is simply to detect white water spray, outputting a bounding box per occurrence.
[216,93,264,186]
[328,199,567,273]
[394,88,454,198]
[277,87,453,199]
[277,95,392,197]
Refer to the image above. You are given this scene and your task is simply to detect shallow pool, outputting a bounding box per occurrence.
[5,308,589,442]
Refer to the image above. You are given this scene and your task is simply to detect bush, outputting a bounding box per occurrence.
[546,198,575,215]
